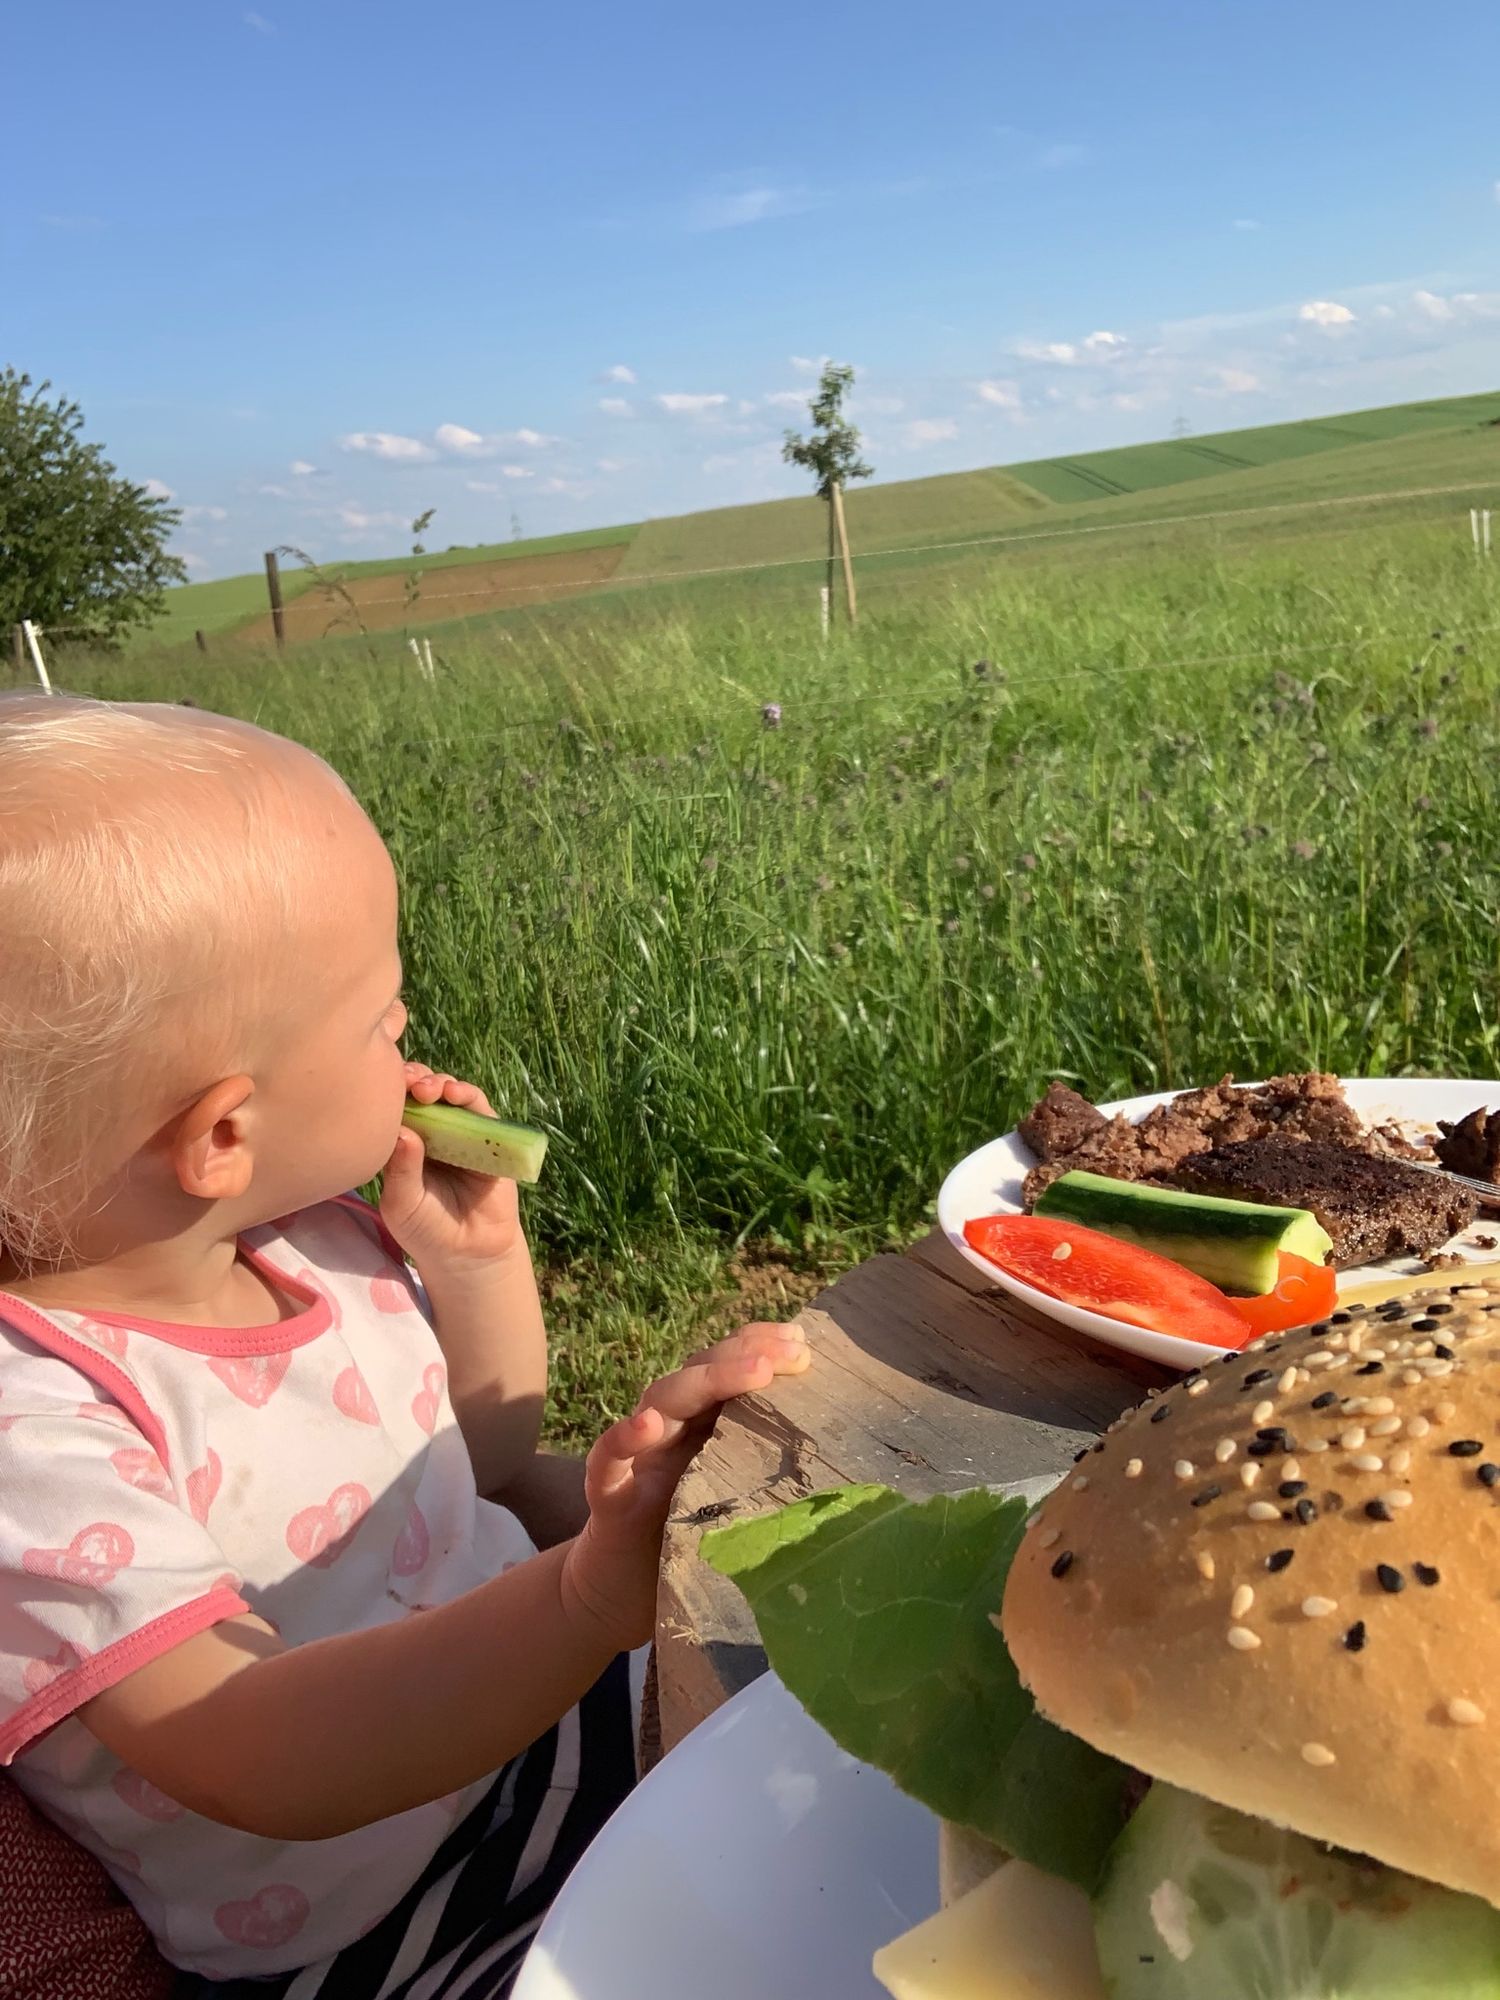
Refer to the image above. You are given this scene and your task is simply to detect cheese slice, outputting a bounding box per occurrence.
[872,1858,1106,2000]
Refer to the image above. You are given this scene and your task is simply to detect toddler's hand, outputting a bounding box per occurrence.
[379,1063,523,1274]
[561,1323,811,1650]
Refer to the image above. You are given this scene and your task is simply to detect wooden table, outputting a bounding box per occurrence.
[653,1226,1174,1757]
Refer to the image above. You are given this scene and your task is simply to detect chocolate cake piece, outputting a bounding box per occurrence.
[1166,1138,1478,1269]
[1017,1082,1109,1162]
[1435,1105,1500,1183]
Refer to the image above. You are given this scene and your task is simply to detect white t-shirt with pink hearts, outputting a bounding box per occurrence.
[0,1195,538,1977]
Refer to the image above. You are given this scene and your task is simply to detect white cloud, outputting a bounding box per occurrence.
[764,390,808,410]
[599,397,634,417]
[1232,218,1262,231]
[596,458,626,474]
[289,459,319,477]
[602,364,636,384]
[905,417,958,445]
[181,504,229,523]
[180,552,210,573]
[1206,366,1262,394]
[1413,289,1455,321]
[435,422,486,453]
[1109,392,1150,412]
[243,9,274,30]
[975,378,1022,410]
[689,186,812,230]
[337,503,407,533]
[1082,330,1126,354]
[1298,300,1356,328]
[857,394,905,416]
[1017,339,1078,364]
[511,427,552,448]
[257,482,291,499]
[141,477,174,500]
[790,355,827,375]
[339,431,437,462]
[542,476,592,498]
[656,392,729,415]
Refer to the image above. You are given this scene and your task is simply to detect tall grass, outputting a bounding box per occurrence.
[41,520,1500,1433]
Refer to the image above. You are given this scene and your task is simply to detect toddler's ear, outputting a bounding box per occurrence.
[173,1075,257,1201]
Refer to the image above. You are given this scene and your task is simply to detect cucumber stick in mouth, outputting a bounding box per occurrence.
[1034,1170,1331,1295]
[400,1099,548,1183]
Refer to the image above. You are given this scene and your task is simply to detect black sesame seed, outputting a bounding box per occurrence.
[1364,1500,1393,1522]
[1310,1321,1332,1335]
[1183,1369,1203,1385]
[1265,1548,1295,1573]
[1480,1463,1500,1488]
[1343,1620,1367,1652]
[1355,1361,1384,1376]
[1295,1497,1318,1525]
[1377,1563,1405,1594]
[1413,1562,1441,1586]
[1243,1369,1274,1386]
[1256,1426,1289,1442]
[1428,1303,1454,1315]
[1091,1441,1106,1453]
[1449,1440,1485,1457]
[1279,1480,1309,1498]
[1331,1313,1351,1325]
[1072,1447,1090,1463]
[1051,1551,1074,1579]
[1247,1440,1279,1458]
[1434,1344,1455,1361]
[1411,1318,1439,1333]
[1190,1484,1222,1508]
[1312,1391,1338,1410]
[1321,1490,1344,1514]
[1150,1404,1171,1424]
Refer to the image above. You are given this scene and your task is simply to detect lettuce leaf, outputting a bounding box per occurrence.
[701,1483,1132,1892]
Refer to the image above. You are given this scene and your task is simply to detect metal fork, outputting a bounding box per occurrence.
[1392,1155,1500,1210]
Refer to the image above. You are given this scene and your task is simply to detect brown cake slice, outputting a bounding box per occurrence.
[1166,1137,1478,1269]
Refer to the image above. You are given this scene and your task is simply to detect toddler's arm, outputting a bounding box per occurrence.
[78,1323,807,1840]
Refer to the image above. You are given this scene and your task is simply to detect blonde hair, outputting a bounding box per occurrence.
[0,692,355,1269]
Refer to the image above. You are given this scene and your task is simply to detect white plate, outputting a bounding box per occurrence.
[937,1076,1500,1374]
[513,1669,937,2000]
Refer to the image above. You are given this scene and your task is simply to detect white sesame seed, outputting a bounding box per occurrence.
[1381,1490,1414,1510]
[1364,1397,1396,1416]
[1231,1585,1254,1619]
[1305,1437,1330,1453]
[1436,1400,1458,1421]
[1408,1415,1431,1438]
[1174,1460,1194,1481]
[1449,1698,1486,1727]
[1340,1427,1367,1450]
[1360,1349,1387,1364]
[1227,1626,1261,1650]
[1352,1454,1385,1472]
[1327,1352,1352,1371]
[1326,1329,1347,1349]
[1253,1399,1275,1424]
[1038,1527,1060,1549]
[1124,1458,1143,1480]
[1240,1462,1261,1488]
[1301,1596,1338,1618]
[1301,1742,1337,1767]
[1195,1550,1216,1581]
[1247,1501,1280,1521]
[1369,1415,1402,1437]
[1215,1438,1237,1463]
[1278,1367,1298,1394]
[1306,1350,1336,1369]
[1424,1360,1455,1378]
[1282,1458,1302,1482]
[1348,1329,1365,1355]
[1187,1376,1210,1396]
[1389,1448,1412,1473]
[1295,1368,1311,1385]
[1413,1339,1435,1356]
[1402,1368,1423,1386]
[1073,1476,1090,1492]
[1051,1241,1073,1262]
[1341,1397,1368,1415]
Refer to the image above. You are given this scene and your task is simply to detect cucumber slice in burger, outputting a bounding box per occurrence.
[400,1099,548,1183]
[1094,1782,1500,1998]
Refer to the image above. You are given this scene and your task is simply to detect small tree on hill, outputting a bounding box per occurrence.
[782,362,872,622]
[0,370,186,648]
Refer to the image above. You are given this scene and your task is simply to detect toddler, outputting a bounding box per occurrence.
[0,691,808,1995]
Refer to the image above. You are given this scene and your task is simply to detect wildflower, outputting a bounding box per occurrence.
[1138,785,1156,805]
[701,854,719,875]
[761,702,783,729]
[830,940,850,959]
[931,775,951,793]
[1017,852,1038,872]
[1435,840,1454,859]
[980,883,997,901]
[1417,717,1439,739]
[1415,794,1434,812]
[1291,840,1317,862]
[944,916,961,935]
[1308,742,1329,763]
[953,854,972,874]
[434,882,450,898]
[814,874,834,895]
[973,659,993,680]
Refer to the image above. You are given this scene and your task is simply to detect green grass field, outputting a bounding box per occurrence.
[49,508,1500,1441]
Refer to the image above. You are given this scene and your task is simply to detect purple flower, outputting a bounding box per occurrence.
[761,702,783,729]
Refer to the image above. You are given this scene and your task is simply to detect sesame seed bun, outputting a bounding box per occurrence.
[1000,1277,1500,1906]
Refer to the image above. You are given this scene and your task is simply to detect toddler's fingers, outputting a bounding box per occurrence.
[636,1342,793,1428]
[684,1322,809,1371]
[586,1407,664,1506]
[439,1077,495,1117]
[380,1126,426,1203]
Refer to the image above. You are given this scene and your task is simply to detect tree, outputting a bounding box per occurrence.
[0,370,186,647]
[782,362,873,622]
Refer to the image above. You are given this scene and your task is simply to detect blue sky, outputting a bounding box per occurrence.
[6,1,1498,579]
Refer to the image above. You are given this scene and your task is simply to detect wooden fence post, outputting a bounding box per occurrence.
[831,480,858,626]
[195,628,209,655]
[263,551,286,649]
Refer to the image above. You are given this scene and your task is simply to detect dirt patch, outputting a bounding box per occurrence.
[237,544,629,644]
[689,1242,849,1344]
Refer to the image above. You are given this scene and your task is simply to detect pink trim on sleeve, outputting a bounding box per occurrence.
[0,1297,172,1466]
[0,1585,250,1766]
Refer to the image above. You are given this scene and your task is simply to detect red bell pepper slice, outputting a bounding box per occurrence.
[1226,1252,1338,1337]
[963,1213,1252,1350]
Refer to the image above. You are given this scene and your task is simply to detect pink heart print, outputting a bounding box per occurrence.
[411,1363,446,1436]
[110,1448,172,1500]
[75,1402,137,1431]
[392,1502,430,1577]
[332,1365,379,1426]
[23,1640,90,1696]
[370,1267,412,1315]
[186,1448,223,1525]
[112,1769,185,1823]
[76,1317,128,1358]
[23,1522,134,1588]
[208,1351,291,1408]
[213,1884,310,1949]
[285,1483,371,1568]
